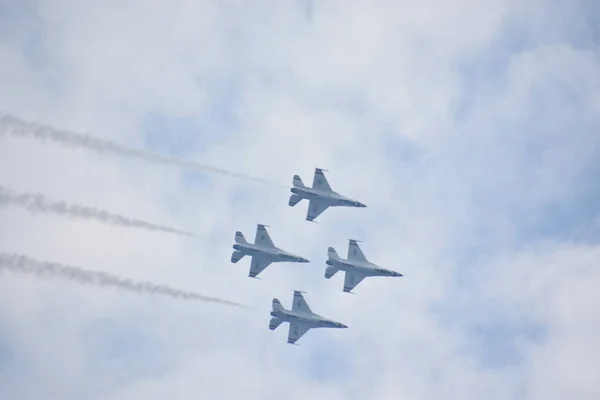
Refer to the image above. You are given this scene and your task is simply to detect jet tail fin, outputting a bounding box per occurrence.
[269,317,283,331]
[235,231,247,244]
[231,251,245,263]
[328,247,341,260]
[325,266,339,279]
[272,298,284,312]
[289,194,302,207]
[293,175,306,188]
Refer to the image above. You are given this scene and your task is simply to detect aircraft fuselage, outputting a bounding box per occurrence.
[327,258,402,277]
[270,309,346,329]
[233,243,308,263]
[290,187,365,208]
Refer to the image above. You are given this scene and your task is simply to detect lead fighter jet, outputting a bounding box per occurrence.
[232,224,310,278]
[326,239,403,293]
[289,168,366,222]
[269,290,348,345]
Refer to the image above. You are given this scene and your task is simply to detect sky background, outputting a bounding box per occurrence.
[1,0,600,399]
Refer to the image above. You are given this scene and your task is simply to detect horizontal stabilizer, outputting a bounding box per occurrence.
[272,298,284,312]
[289,194,302,207]
[325,266,338,279]
[328,247,340,260]
[293,175,305,188]
[235,231,247,244]
[231,251,245,263]
[269,317,283,330]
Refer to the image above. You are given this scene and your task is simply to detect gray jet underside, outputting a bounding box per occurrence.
[288,168,366,222]
[231,224,309,278]
[269,290,348,344]
[326,239,403,293]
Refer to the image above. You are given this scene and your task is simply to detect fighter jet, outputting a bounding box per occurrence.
[231,224,310,278]
[289,168,366,222]
[269,290,348,345]
[326,239,403,293]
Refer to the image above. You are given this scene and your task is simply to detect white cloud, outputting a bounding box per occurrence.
[1,0,599,399]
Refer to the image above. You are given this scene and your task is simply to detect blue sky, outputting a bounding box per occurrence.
[1,1,600,399]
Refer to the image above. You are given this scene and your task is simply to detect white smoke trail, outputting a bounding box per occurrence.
[0,185,200,238]
[0,252,249,308]
[0,112,287,188]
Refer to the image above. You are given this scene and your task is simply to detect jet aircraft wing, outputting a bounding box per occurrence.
[254,224,275,247]
[249,255,272,278]
[291,290,313,314]
[343,270,367,292]
[348,239,368,262]
[288,323,311,344]
[312,168,333,192]
[306,199,330,221]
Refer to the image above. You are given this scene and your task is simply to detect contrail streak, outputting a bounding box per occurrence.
[0,185,199,238]
[0,112,286,188]
[0,253,249,308]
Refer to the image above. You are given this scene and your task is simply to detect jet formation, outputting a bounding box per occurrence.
[231,168,403,344]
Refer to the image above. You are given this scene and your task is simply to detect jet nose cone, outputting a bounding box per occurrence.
[395,272,403,277]
[299,257,310,263]
[340,323,348,328]
[358,202,367,208]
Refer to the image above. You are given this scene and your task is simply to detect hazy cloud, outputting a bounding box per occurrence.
[0,1,599,399]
